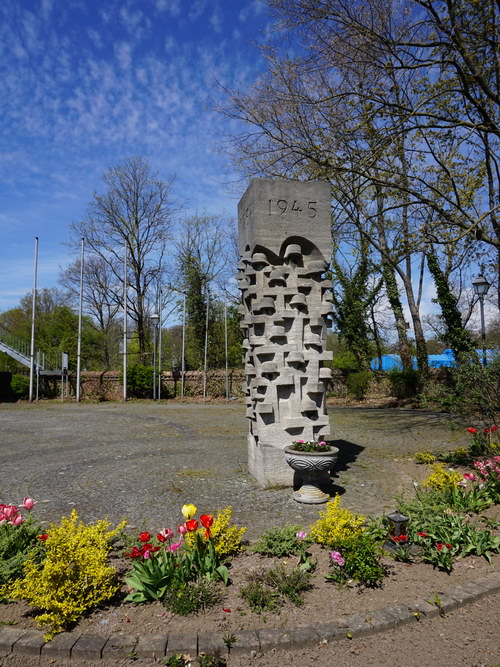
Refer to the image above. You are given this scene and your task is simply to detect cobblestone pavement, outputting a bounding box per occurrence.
[0,402,470,538]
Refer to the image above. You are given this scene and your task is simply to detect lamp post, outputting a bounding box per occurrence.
[151,312,160,399]
[472,274,491,366]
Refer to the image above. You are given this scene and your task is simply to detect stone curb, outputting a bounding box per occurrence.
[1,570,499,661]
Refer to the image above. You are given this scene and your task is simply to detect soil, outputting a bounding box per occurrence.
[0,503,499,666]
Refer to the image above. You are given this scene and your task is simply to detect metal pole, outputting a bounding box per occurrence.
[28,237,39,403]
[181,293,186,401]
[203,288,209,402]
[152,323,157,400]
[480,295,487,366]
[36,350,40,401]
[158,292,162,401]
[224,299,229,403]
[76,238,84,402]
[123,246,128,401]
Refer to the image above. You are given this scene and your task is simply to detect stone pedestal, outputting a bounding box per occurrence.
[238,178,333,487]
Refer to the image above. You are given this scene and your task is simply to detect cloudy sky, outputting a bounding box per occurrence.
[0,0,271,311]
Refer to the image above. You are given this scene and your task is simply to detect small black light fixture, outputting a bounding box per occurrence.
[386,510,410,545]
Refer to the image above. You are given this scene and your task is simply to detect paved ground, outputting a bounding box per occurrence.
[0,402,470,539]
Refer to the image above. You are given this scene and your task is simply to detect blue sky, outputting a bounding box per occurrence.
[0,0,271,311]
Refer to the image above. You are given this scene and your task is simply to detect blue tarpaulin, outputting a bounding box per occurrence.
[370,349,498,370]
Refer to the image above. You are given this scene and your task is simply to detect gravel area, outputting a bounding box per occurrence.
[0,401,470,538]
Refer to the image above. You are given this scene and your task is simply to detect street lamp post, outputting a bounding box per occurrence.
[151,313,160,399]
[472,274,491,366]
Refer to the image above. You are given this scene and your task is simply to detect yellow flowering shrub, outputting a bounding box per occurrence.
[422,463,462,491]
[1,510,125,640]
[310,495,365,547]
[414,451,436,464]
[185,506,246,559]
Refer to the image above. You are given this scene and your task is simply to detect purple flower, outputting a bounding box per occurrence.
[296,531,307,540]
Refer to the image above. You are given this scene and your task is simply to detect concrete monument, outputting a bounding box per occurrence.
[237,178,333,487]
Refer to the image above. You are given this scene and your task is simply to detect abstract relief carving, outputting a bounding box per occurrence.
[238,179,333,486]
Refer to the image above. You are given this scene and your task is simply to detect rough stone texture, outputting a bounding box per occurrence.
[257,628,294,651]
[41,632,81,658]
[164,632,197,658]
[228,630,260,656]
[135,634,168,659]
[197,632,228,656]
[71,633,109,660]
[101,633,137,659]
[238,178,333,486]
[11,630,45,656]
[0,628,27,652]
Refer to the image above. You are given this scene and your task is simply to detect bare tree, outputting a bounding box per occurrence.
[70,157,176,362]
[59,255,122,369]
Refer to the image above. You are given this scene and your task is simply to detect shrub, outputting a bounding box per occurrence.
[184,506,247,560]
[326,535,384,587]
[240,564,311,612]
[422,463,462,492]
[163,579,222,616]
[119,364,154,398]
[310,495,365,547]
[10,374,29,400]
[388,369,420,399]
[332,351,360,372]
[414,451,436,464]
[1,510,125,640]
[346,371,371,400]
[251,524,305,558]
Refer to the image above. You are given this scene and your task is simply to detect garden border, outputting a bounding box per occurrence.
[1,570,499,661]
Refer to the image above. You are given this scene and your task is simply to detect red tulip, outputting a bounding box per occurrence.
[185,519,198,532]
[139,532,151,543]
[200,514,214,529]
[467,427,477,434]
[491,425,498,432]
[38,533,48,542]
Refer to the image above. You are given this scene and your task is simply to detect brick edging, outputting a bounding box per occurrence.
[1,571,500,661]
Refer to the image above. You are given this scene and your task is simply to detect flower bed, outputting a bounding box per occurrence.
[0,427,499,645]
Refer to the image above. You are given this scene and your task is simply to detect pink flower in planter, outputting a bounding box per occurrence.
[463,473,477,482]
[178,524,187,536]
[169,541,182,552]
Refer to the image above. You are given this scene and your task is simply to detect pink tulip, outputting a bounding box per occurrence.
[178,524,187,536]
[296,531,307,540]
[463,473,477,481]
[3,505,18,520]
[330,551,345,566]
[142,550,151,559]
[169,541,182,552]
[21,498,37,511]
[10,515,24,526]
[158,528,174,541]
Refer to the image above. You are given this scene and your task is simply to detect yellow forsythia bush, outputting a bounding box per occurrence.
[185,506,247,559]
[422,463,462,491]
[1,510,125,640]
[310,495,365,547]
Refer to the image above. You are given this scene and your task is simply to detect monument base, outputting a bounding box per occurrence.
[248,436,294,488]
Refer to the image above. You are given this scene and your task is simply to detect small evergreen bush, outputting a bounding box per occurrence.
[388,369,420,399]
[346,370,371,400]
[10,374,29,400]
